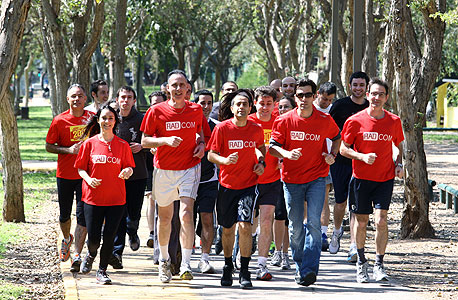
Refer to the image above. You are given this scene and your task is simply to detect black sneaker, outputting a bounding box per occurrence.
[251,234,257,255]
[146,233,154,248]
[96,269,112,284]
[129,233,140,251]
[298,271,316,286]
[70,255,82,273]
[220,265,233,286]
[81,253,95,274]
[108,254,123,269]
[239,269,253,289]
[215,235,223,255]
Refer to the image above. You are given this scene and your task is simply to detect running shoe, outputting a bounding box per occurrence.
[321,232,329,251]
[270,251,282,267]
[298,271,317,286]
[329,230,343,254]
[221,264,233,286]
[239,269,253,289]
[356,261,370,283]
[347,244,357,263]
[214,229,223,255]
[256,264,272,281]
[129,233,140,251]
[59,234,74,262]
[152,247,160,265]
[269,241,276,255]
[281,253,291,270]
[159,259,172,283]
[251,234,258,255]
[81,253,95,274]
[198,259,215,274]
[146,232,154,248]
[108,253,123,269]
[179,263,193,280]
[70,254,81,273]
[96,269,112,285]
[373,264,389,281]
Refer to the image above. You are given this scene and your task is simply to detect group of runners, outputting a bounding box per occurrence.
[45,69,404,288]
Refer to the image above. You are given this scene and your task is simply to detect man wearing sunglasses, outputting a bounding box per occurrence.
[269,78,341,286]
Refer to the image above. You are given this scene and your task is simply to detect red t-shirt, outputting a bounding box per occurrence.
[248,113,280,184]
[46,110,94,179]
[74,135,135,206]
[208,119,264,190]
[140,101,203,170]
[271,107,340,184]
[341,109,404,182]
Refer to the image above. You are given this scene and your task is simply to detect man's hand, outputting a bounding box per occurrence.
[193,142,205,158]
[286,148,302,160]
[253,163,265,175]
[224,152,239,165]
[86,177,102,189]
[322,152,335,165]
[362,153,377,165]
[69,141,83,154]
[165,136,183,147]
[130,142,142,154]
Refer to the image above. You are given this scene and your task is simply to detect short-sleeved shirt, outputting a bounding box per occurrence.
[46,110,94,179]
[341,109,404,182]
[248,113,280,184]
[74,135,135,206]
[140,101,203,171]
[270,107,340,184]
[208,119,264,190]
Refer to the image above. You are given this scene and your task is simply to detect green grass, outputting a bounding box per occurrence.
[17,106,55,161]
[423,133,458,143]
[143,85,162,98]
[0,281,25,300]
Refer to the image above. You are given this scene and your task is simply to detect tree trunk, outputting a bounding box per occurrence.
[390,0,446,238]
[109,0,127,98]
[0,0,30,222]
[24,54,33,108]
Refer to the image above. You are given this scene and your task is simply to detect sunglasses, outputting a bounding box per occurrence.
[296,92,314,99]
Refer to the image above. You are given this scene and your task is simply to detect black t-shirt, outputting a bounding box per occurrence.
[200,118,218,182]
[329,96,369,165]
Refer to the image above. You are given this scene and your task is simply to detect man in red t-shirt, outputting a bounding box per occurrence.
[141,70,205,283]
[46,84,93,272]
[340,78,404,283]
[208,89,265,289]
[269,78,341,287]
[247,86,282,280]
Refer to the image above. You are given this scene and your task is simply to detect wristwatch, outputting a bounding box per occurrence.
[258,159,266,168]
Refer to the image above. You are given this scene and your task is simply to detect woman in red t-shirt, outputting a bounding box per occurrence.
[74,104,135,284]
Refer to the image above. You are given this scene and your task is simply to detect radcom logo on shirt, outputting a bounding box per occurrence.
[91,155,121,164]
[166,121,196,131]
[228,140,257,149]
[363,132,392,141]
[290,131,321,141]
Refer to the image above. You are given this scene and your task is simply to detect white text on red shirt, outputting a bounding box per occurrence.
[228,140,257,149]
[91,155,121,165]
[290,131,321,141]
[362,132,393,141]
[166,121,196,131]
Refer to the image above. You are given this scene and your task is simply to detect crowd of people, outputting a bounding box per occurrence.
[45,69,404,288]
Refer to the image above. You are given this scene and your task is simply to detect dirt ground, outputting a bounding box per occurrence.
[0,140,457,299]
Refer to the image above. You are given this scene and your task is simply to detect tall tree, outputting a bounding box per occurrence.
[0,0,31,222]
[388,0,446,238]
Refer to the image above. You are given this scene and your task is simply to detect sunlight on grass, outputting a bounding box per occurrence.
[423,133,458,143]
[0,280,26,300]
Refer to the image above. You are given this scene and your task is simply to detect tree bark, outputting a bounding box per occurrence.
[109,0,127,98]
[389,0,446,238]
[24,54,33,108]
[0,0,30,222]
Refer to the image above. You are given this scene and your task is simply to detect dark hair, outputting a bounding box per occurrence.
[83,103,120,138]
[167,69,188,81]
[368,78,389,95]
[221,81,238,91]
[219,89,254,121]
[194,89,214,103]
[148,91,166,103]
[67,83,86,96]
[318,82,337,95]
[160,82,167,89]
[349,71,370,86]
[254,86,277,102]
[90,80,107,96]
[279,95,296,108]
[296,78,317,94]
[116,86,136,100]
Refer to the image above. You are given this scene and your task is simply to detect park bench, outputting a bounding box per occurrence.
[437,183,458,213]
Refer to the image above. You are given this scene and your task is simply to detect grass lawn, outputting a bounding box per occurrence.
[0,171,56,298]
[423,133,458,143]
[143,85,161,97]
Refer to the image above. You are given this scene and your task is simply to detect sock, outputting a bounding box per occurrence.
[257,256,267,267]
[275,250,282,255]
[375,254,384,266]
[357,248,367,264]
[159,245,169,261]
[224,256,233,268]
[181,248,192,268]
[350,242,357,250]
[201,252,209,261]
[74,252,80,258]
[241,256,250,271]
[334,227,342,235]
[64,236,71,243]
[282,251,288,258]
[321,226,328,235]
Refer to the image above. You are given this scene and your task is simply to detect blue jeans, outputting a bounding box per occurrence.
[283,177,325,276]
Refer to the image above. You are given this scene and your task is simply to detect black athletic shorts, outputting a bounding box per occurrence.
[330,161,352,204]
[56,177,85,226]
[348,177,394,214]
[216,185,257,228]
[256,180,283,207]
[195,180,218,213]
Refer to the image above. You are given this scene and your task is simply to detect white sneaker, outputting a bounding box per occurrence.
[198,259,215,274]
[373,264,389,281]
[329,230,343,254]
[281,253,291,270]
[356,261,369,283]
[270,251,282,267]
[256,264,272,280]
[179,263,193,280]
[347,244,357,263]
[159,259,172,283]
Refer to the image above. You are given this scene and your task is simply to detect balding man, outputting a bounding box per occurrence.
[281,77,296,98]
[270,79,283,100]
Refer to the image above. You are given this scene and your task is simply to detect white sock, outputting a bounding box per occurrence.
[201,252,209,261]
[334,227,342,234]
[181,248,192,268]
[159,245,169,261]
[258,256,267,266]
[321,226,328,234]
